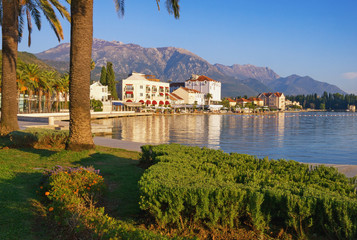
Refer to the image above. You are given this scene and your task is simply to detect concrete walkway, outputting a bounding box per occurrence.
[17,121,357,178]
[93,137,145,152]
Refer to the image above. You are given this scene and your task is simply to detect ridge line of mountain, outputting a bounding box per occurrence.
[35,38,346,96]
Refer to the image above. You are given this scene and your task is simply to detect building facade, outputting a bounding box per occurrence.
[118,72,171,106]
[258,92,286,110]
[172,87,205,105]
[90,82,110,101]
[185,74,221,103]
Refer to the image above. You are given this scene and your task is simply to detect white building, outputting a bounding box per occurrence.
[172,87,205,105]
[90,82,110,101]
[118,72,171,106]
[185,74,221,103]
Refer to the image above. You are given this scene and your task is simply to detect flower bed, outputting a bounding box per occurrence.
[139,144,357,239]
[40,165,182,239]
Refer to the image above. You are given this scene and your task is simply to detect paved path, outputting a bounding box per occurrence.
[18,121,357,177]
[93,137,146,152]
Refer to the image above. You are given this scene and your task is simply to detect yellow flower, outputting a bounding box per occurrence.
[49,207,54,212]
[45,192,50,196]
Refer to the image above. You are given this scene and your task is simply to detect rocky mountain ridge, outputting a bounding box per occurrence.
[36,38,346,96]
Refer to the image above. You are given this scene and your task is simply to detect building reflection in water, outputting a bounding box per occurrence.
[94,114,285,151]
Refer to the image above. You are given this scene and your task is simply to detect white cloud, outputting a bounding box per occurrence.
[342,72,357,80]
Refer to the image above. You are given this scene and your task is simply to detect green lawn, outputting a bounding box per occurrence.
[0,137,143,240]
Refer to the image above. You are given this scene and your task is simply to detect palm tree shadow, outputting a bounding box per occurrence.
[0,171,56,239]
[73,152,145,221]
[11,147,58,158]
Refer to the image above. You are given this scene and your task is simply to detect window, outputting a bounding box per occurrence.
[140,93,143,97]
[140,85,143,89]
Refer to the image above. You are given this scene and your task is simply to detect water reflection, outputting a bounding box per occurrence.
[94,112,357,164]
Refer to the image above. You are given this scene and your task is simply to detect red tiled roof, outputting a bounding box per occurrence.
[236,98,251,103]
[181,87,202,93]
[274,92,283,97]
[186,75,219,82]
[248,97,263,101]
[170,93,183,100]
[227,98,235,102]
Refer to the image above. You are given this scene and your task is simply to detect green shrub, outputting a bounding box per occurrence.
[40,166,186,240]
[90,99,103,112]
[139,144,357,239]
[9,128,69,149]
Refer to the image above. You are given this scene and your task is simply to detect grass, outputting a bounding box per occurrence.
[0,137,143,240]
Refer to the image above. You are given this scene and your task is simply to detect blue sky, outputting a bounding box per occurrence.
[13,0,357,93]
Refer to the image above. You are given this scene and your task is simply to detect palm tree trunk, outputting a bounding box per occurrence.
[56,91,60,112]
[66,0,95,150]
[46,92,51,112]
[0,0,20,135]
[38,89,43,113]
[64,92,68,109]
[28,90,32,113]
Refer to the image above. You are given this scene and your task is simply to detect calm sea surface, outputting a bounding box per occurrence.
[95,112,357,164]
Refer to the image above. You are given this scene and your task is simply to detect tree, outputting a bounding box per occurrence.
[0,0,70,135]
[106,62,117,99]
[19,63,41,113]
[205,93,213,105]
[66,0,180,150]
[99,66,107,85]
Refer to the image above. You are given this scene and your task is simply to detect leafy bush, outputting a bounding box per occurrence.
[9,128,69,149]
[139,144,357,239]
[40,165,185,240]
[90,99,103,112]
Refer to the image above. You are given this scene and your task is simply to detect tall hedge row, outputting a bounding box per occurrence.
[139,144,357,239]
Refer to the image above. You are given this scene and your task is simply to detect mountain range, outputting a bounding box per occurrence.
[36,38,346,97]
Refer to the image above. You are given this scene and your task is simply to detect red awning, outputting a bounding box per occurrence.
[165,101,170,105]
[146,100,151,104]
[126,100,132,102]
[159,93,164,96]
[165,93,169,95]
[159,86,164,88]
[159,101,164,105]
[152,100,157,105]
[126,91,133,94]
[139,100,145,103]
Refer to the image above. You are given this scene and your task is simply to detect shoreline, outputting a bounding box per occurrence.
[18,118,357,178]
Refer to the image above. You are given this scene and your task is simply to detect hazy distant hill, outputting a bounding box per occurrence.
[270,75,346,95]
[36,38,346,97]
[0,51,55,71]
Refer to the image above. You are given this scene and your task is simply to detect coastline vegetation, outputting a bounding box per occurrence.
[140,144,357,239]
[287,92,357,110]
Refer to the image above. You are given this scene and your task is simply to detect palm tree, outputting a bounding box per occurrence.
[41,71,57,112]
[0,0,70,135]
[52,77,65,112]
[19,63,41,113]
[205,93,213,105]
[66,0,180,150]
[60,73,69,109]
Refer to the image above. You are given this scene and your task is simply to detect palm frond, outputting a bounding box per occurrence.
[113,0,125,17]
[38,0,64,41]
[18,13,24,42]
[26,8,33,46]
[156,0,180,19]
[0,0,3,26]
[48,0,70,22]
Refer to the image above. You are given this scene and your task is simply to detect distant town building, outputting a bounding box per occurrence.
[118,72,170,106]
[236,98,251,106]
[349,105,356,112]
[185,74,221,103]
[172,87,205,105]
[90,82,110,101]
[169,93,185,105]
[258,92,286,110]
[285,99,301,107]
[227,98,237,107]
[248,97,264,107]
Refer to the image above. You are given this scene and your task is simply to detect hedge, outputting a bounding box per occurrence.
[139,144,357,239]
[40,166,187,240]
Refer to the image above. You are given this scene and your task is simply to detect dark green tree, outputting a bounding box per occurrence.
[100,66,107,85]
[105,62,118,99]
